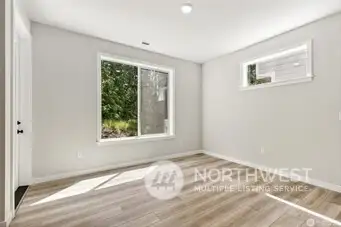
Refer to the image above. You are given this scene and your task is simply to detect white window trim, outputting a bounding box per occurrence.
[97,53,176,145]
[240,40,314,91]
[97,134,176,146]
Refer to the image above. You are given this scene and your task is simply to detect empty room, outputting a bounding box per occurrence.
[1,0,341,226]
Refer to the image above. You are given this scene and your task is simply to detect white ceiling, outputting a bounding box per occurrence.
[22,0,341,63]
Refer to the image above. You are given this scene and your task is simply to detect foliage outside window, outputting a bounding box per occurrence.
[101,61,138,138]
[247,64,272,86]
[99,55,174,142]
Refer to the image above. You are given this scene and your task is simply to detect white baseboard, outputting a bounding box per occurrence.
[204,150,341,193]
[0,211,14,227]
[33,150,203,184]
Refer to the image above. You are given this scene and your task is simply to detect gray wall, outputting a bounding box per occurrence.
[0,0,6,222]
[203,13,341,185]
[32,23,202,179]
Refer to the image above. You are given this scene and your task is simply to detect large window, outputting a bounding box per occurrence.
[241,41,313,90]
[97,54,175,143]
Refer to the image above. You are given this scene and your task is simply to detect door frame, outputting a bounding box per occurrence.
[12,32,20,193]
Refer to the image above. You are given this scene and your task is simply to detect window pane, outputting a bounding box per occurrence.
[101,60,138,139]
[140,68,168,135]
[248,64,272,86]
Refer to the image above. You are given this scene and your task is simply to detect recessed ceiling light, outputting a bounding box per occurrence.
[181,3,193,14]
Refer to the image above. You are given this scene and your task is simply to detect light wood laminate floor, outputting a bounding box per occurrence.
[11,154,341,227]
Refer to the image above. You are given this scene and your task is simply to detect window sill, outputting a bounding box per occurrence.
[240,76,314,91]
[97,134,175,146]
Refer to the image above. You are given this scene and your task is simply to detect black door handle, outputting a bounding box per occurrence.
[17,130,24,134]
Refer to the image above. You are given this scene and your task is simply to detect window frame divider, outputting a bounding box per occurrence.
[137,67,141,137]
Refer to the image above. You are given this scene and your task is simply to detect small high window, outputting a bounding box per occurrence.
[241,41,313,90]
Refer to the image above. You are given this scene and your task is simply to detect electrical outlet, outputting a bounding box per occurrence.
[260,147,265,154]
[77,151,84,159]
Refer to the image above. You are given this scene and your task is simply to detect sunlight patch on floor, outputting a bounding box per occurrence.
[31,173,118,206]
[30,165,157,206]
[265,193,341,226]
[95,166,154,190]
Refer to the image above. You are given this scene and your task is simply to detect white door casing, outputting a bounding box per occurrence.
[12,33,20,192]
